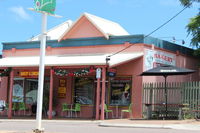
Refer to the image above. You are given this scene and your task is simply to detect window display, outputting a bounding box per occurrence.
[74,77,94,105]
[110,77,132,106]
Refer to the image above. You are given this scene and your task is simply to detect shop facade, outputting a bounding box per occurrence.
[0,13,199,120]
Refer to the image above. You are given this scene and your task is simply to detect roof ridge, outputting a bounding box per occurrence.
[28,20,73,41]
[83,12,120,26]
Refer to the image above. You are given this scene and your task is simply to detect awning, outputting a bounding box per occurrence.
[0,53,143,68]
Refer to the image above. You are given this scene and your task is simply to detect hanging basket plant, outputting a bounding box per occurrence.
[54,67,92,77]
[54,69,68,77]
[0,68,11,77]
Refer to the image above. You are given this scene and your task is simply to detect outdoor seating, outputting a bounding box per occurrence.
[121,103,132,118]
[70,103,81,118]
[192,105,200,120]
[61,103,71,117]
[104,104,113,119]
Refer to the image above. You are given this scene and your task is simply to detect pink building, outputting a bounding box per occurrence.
[0,13,199,120]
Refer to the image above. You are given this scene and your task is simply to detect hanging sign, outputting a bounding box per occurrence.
[96,68,101,79]
[34,0,56,14]
[108,68,116,77]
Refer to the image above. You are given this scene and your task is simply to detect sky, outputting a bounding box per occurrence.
[0,0,199,54]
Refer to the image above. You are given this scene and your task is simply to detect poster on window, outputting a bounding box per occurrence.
[110,77,131,106]
[145,49,176,70]
[12,80,24,102]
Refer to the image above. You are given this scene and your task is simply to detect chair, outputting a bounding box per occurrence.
[18,102,28,115]
[104,104,113,119]
[61,103,71,117]
[121,103,132,118]
[70,103,81,118]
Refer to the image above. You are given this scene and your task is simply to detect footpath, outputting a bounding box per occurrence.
[0,118,199,132]
[99,119,200,131]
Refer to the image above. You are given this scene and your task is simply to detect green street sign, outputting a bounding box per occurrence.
[34,0,56,14]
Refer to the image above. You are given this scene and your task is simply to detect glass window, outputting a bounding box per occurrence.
[74,77,94,105]
[110,77,132,106]
[25,79,38,104]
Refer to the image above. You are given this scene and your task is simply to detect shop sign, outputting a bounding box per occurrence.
[145,49,176,70]
[108,68,116,77]
[58,79,66,98]
[20,71,39,77]
[34,0,56,15]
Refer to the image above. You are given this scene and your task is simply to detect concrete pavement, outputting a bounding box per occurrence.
[0,118,200,132]
[99,119,200,131]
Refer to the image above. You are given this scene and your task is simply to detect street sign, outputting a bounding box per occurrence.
[34,0,56,14]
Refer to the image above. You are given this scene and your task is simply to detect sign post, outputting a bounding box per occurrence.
[30,1,57,133]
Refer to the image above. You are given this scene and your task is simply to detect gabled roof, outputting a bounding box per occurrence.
[28,20,73,41]
[59,13,129,41]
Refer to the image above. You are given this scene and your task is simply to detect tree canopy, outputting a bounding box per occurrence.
[179,0,200,48]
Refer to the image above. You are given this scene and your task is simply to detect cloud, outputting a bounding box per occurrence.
[9,6,32,21]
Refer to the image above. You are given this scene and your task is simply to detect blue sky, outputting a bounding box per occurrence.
[0,0,199,54]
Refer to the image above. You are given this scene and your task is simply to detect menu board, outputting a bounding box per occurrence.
[58,79,66,98]
[110,77,132,105]
[74,77,94,105]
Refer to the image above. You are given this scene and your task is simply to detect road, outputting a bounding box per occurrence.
[0,120,199,133]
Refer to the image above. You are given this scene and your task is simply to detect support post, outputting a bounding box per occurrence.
[48,68,54,119]
[95,77,101,120]
[35,13,47,132]
[8,69,14,119]
[100,67,106,120]
[164,75,168,120]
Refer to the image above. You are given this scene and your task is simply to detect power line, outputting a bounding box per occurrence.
[107,6,189,58]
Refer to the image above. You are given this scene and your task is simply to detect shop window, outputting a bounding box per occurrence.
[25,79,38,104]
[110,77,132,106]
[74,77,94,105]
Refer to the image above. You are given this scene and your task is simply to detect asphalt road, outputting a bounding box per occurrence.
[0,120,199,133]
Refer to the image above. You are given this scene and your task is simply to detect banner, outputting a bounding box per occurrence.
[34,0,56,14]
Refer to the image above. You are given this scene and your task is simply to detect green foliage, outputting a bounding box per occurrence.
[187,15,200,48]
[183,111,194,119]
[180,0,200,55]
[180,0,200,7]
[0,68,11,77]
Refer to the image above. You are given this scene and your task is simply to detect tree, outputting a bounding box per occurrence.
[180,0,200,6]
[179,0,200,49]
